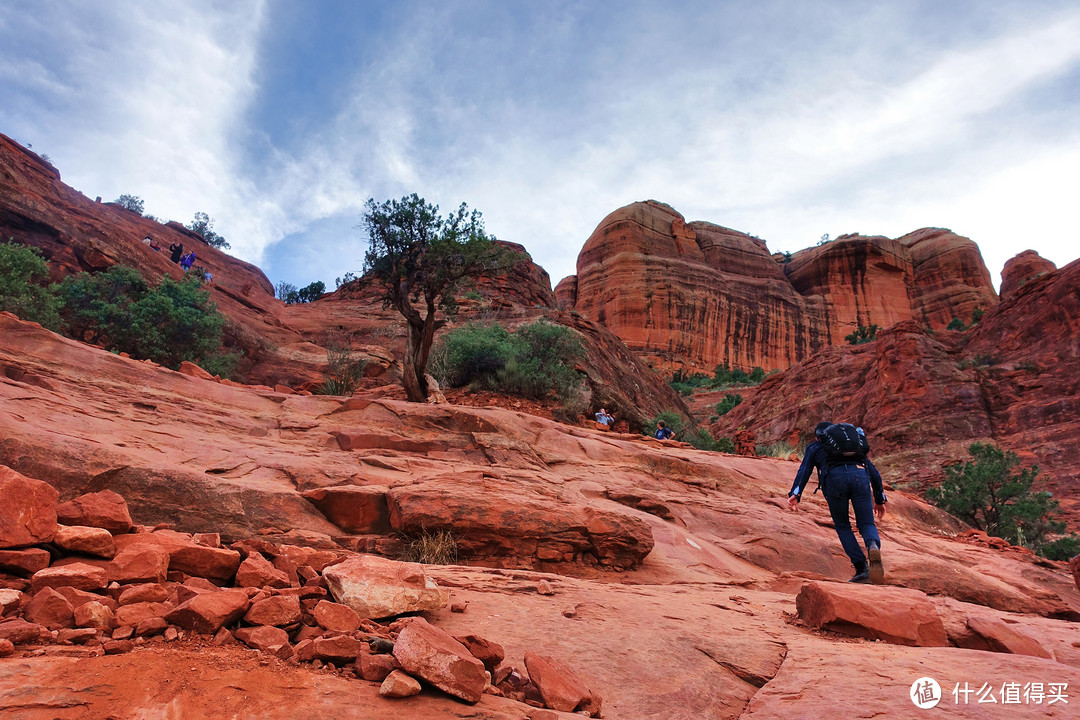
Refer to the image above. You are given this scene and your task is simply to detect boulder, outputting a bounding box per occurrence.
[23,587,75,630]
[795,582,948,647]
[455,634,505,673]
[312,600,361,633]
[165,588,249,634]
[114,532,242,583]
[106,545,171,584]
[0,618,47,644]
[0,638,13,656]
[52,525,117,559]
[0,465,58,548]
[54,586,118,611]
[134,617,168,637]
[235,625,290,653]
[243,595,302,627]
[114,602,172,628]
[234,551,290,589]
[380,670,421,698]
[966,615,1053,659]
[118,583,170,605]
[311,635,362,663]
[1000,250,1055,300]
[73,601,115,631]
[56,490,133,534]
[30,563,108,593]
[392,617,487,703]
[524,651,602,716]
[357,652,396,682]
[322,554,448,619]
[0,548,52,576]
[0,588,22,616]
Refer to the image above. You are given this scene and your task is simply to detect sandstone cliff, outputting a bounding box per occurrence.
[559,200,997,374]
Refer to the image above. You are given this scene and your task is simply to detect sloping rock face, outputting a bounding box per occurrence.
[2,310,1080,719]
[561,201,997,373]
[714,256,1080,528]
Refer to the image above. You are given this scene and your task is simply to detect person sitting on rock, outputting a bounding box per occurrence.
[169,241,184,264]
[654,420,674,440]
[594,408,614,430]
[786,421,887,584]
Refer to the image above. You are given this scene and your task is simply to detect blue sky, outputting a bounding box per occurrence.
[2,0,1079,292]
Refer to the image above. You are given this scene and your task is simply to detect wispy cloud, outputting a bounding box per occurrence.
[2,1,1078,291]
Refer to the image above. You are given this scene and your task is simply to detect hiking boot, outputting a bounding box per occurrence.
[848,563,870,583]
[868,542,885,585]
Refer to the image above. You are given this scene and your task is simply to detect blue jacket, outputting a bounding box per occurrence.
[788,440,887,504]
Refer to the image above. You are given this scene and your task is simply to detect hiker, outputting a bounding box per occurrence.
[594,408,614,430]
[180,252,196,271]
[654,420,674,440]
[169,241,184,264]
[786,421,887,583]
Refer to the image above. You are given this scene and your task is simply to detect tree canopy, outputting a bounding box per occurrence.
[187,212,231,250]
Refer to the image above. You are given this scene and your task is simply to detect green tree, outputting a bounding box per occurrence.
[926,442,1078,559]
[0,241,61,330]
[845,323,879,345]
[55,267,225,369]
[946,317,965,331]
[113,194,145,215]
[361,194,508,401]
[296,281,325,303]
[715,393,743,416]
[54,265,147,344]
[187,212,231,250]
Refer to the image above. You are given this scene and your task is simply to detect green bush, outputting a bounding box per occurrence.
[196,350,242,379]
[55,267,225,369]
[645,411,685,440]
[0,241,61,330]
[946,317,965,331]
[709,363,766,388]
[715,393,743,416]
[845,324,879,345]
[316,340,367,396]
[926,442,1079,559]
[431,320,584,404]
[687,428,736,453]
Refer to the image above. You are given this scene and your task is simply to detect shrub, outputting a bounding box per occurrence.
[187,212,230,250]
[757,441,797,460]
[399,529,459,565]
[316,340,367,396]
[0,241,62,330]
[926,442,1079,559]
[644,411,685,439]
[275,282,298,303]
[946,317,965,331]
[845,324,879,345]
[708,363,766,388]
[685,428,735,453]
[113,194,144,215]
[196,350,242,379]
[55,267,224,369]
[715,393,743,416]
[431,320,584,405]
[970,308,985,325]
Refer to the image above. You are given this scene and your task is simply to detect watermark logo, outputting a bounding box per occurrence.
[911,677,942,709]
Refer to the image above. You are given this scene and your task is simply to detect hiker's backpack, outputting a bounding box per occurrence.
[818,423,869,462]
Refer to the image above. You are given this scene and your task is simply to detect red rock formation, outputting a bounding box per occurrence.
[1000,249,1056,300]
[562,201,997,373]
[714,256,1080,529]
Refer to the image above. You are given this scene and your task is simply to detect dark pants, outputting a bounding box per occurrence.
[824,464,880,567]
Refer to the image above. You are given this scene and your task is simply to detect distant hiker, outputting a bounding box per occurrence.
[787,421,887,584]
[654,420,674,440]
[169,242,184,264]
[142,236,152,246]
[594,408,614,430]
[180,252,196,271]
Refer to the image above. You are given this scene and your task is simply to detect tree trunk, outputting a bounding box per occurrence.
[401,317,429,402]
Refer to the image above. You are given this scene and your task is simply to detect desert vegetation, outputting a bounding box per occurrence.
[0,241,236,375]
[927,442,1079,560]
[429,320,586,412]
